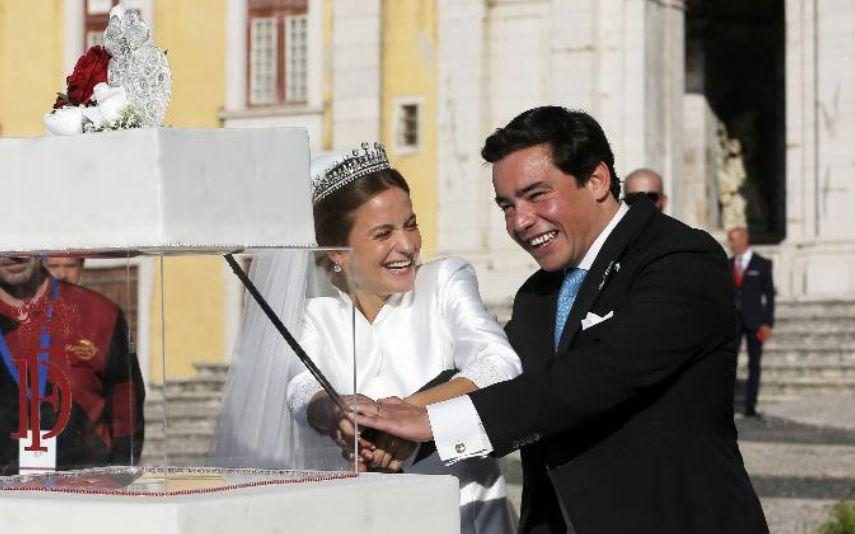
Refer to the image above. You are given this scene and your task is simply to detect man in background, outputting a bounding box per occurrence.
[624,168,667,212]
[43,256,85,284]
[727,226,775,417]
[0,256,144,473]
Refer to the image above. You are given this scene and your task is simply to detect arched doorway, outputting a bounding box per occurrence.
[686,0,786,243]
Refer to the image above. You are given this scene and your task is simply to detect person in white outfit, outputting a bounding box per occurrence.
[287,142,522,533]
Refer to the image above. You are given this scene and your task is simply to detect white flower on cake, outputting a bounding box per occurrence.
[42,6,170,136]
[92,83,128,123]
[44,106,84,136]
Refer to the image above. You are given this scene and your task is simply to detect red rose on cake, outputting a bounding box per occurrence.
[60,45,112,108]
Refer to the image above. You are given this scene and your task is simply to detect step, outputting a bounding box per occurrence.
[776,301,855,320]
[139,454,209,467]
[145,389,223,404]
[762,333,855,348]
[753,377,855,396]
[145,406,222,423]
[155,377,227,396]
[756,347,855,360]
[146,419,218,439]
[738,362,855,381]
[193,362,230,379]
[772,317,855,334]
[142,435,215,458]
[743,352,855,366]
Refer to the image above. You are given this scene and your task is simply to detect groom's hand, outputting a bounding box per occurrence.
[350,396,434,443]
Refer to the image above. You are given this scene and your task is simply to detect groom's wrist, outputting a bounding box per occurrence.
[426,396,494,464]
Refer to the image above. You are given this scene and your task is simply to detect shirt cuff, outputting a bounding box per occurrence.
[426,395,493,464]
[285,371,323,426]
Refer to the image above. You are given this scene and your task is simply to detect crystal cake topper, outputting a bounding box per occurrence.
[43,5,171,135]
[105,7,171,128]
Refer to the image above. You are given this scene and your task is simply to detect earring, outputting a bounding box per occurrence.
[332,263,342,273]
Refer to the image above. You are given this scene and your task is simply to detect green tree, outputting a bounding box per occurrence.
[819,501,855,534]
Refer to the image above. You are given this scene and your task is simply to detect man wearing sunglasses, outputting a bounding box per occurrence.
[623,168,667,212]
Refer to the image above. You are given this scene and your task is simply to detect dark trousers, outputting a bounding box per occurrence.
[737,320,764,412]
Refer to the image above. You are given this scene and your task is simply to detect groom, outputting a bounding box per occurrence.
[354,107,768,534]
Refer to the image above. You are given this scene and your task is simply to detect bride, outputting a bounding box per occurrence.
[291,142,521,533]
[213,142,521,533]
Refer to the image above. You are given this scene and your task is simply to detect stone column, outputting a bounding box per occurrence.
[782,0,855,299]
[614,0,685,215]
[436,0,689,310]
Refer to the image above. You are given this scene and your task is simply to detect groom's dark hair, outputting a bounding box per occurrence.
[481,106,621,201]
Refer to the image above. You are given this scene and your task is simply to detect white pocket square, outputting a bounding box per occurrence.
[581,311,614,331]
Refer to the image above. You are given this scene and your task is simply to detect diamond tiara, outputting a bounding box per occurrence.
[312,142,390,204]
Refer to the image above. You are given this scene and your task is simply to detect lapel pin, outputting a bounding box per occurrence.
[599,260,615,291]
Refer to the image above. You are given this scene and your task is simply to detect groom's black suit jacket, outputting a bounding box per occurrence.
[469,199,768,534]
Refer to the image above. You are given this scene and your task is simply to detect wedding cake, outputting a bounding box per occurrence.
[0,127,313,252]
[1,6,312,253]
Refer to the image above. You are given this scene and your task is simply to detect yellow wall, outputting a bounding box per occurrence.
[0,1,65,137]
[381,0,438,257]
[148,1,228,379]
[154,0,226,128]
[149,257,228,381]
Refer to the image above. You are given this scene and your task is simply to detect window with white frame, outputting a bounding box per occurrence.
[250,18,278,105]
[87,0,113,14]
[285,15,308,103]
[246,0,309,107]
[84,0,117,49]
[396,101,422,152]
[84,0,146,50]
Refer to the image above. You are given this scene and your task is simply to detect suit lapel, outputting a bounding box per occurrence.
[746,254,758,272]
[526,271,563,368]
[556,200,657,353]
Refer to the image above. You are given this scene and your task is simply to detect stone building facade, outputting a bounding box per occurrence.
[430,0,855,307]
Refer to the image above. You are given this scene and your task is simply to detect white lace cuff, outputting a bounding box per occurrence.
[454,356,516,389]
[286,371,324,427]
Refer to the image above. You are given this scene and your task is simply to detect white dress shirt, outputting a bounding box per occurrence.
[288,257,522,533]
[736,248,753,272]
[428,202,629,463]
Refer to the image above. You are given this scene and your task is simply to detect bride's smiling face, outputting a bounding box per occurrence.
[338,186,421,298]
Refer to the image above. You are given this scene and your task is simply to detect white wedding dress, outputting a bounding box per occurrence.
[287,257,522,534]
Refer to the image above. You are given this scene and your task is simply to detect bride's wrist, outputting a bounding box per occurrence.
[307,392,336,433]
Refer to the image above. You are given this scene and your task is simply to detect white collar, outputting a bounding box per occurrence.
[577,201,629,271]
[740,248,753,269]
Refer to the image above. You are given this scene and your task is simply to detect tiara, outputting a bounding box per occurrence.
[312,142,390,204]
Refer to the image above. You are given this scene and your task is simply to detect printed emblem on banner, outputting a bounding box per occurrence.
[11,355,72,452]
[67,338,98,360]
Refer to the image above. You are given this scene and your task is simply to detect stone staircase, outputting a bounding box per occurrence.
[139,363,227,466]
[742,301,855,401]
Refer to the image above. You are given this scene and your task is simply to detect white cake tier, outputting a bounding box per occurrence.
[0,472,461,534]
[0,128,313,254]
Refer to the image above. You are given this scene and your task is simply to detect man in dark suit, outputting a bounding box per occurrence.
[727,226,775,417]
[354,107,768,534]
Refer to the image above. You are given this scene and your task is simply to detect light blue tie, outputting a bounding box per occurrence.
[554,268,587,348]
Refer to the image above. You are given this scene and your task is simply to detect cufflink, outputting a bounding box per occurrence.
[455,442,466,454]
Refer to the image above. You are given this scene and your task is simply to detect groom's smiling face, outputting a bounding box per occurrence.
[493,144,611,272]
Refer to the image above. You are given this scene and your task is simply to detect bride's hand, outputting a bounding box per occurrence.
[308,392,377,454]
[367,431,416,473]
